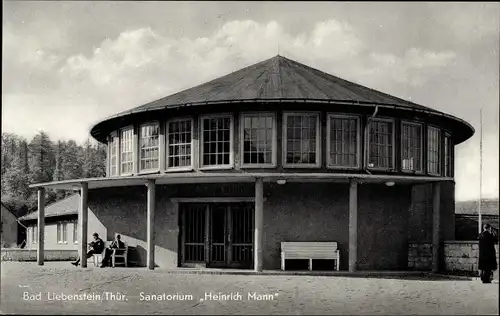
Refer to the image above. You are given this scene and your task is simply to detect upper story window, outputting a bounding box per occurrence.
[327,114,360,168]
[427,126,441,175]
[401,121,423,172]
[139,123,160,172]
[444,133,452,177]
[368,118,394,169]
[120,127,134,175]
[201,115,233,168]
[241,113,276,167]
[57,222,68,244]
[109,132,119,176]
[283,112,320,167]
[167,118,193,170]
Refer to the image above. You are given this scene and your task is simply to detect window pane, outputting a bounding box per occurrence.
[242,114,274,165]
[201,117,231,166]
[121,128,134,174]
[401,123,422,172]
[368,120,394,169]
[109,133,119,176]
[140,123,160,171]
[285,114,318,164]
[427,127,441,174]
[168,119,192,168]
[329,116,358,167]
[444,134,452,177]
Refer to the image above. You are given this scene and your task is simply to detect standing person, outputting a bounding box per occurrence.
[478,224,498,283]
[100,234,125,268]
[71,233,104,266]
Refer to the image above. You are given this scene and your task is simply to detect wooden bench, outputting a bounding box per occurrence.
[281,242,340,271]
[92,241,128,267]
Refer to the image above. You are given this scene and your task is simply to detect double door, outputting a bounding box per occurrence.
[180,202,254,269]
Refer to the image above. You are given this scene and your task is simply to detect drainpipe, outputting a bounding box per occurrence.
[363,105,379,175]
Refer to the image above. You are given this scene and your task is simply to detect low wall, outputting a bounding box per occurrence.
[1,249,78,262]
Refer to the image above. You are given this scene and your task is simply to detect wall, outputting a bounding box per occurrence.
[1,206,18,247]
[1,249,78,261]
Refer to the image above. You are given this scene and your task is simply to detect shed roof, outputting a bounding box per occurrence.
[19,194,79,221]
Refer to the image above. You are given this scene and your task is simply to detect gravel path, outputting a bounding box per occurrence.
[1,262,498,315]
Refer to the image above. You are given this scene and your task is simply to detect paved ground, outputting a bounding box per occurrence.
[1,262,498,315]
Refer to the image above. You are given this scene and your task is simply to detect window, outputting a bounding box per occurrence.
[57,222,67,244]
[120,127,134,174]
[327,115,360,168]
[444,133,453,177]
[109,132,119,176]
[167,119,193,169]
[368,119,394,169]
[32,225,38,244]
[73,221,78,244]
[241,113,276,167]
[283,113,320,167]
[139,123,160,172]
[401,122,423,172]
[201,115,232,168]
[427,126,441,175]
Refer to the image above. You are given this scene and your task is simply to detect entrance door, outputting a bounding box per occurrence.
[180,202,254,269]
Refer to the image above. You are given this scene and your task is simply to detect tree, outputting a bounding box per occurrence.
[28,131,55,185]
[62,140,83,180]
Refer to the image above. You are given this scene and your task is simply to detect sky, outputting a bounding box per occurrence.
[2,1,499,201]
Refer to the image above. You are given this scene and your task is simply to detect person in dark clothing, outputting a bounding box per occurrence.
[71,233,105,266]
[100,234,125,268]
[478,223,498,283]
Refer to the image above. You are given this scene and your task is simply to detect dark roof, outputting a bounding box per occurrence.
[90,55,474,143]
[455,199,499,216]
[19,194,80,221]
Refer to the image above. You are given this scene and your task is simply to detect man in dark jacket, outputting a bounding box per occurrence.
[478,224,498,283]
[100,234,125,268]
[71,233,105,266]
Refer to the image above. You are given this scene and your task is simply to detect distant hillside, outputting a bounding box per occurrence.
[455,199,499,215]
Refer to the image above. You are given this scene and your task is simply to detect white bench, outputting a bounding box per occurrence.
[93,241,128,267]
[281,242,340,271]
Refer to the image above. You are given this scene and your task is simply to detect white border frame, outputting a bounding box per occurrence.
[138,120,161,174]
[427,125,442,176]
[326,113,362,170]
[400,120,424,174]
[282,111,321,168]
[239,111,277,169]
[367,117,396,171]
[199,113,234,170]
[119,125,135,176]
[165,117,195,172]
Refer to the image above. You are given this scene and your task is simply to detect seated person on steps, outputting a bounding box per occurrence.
[101,234,125,268]
[71,233,104,266]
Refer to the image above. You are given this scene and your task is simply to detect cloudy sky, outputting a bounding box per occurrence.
[2,2,499,201]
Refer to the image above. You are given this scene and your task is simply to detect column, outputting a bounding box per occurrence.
[79,182,88,268]
[254,178,264,272]
[348,179,358,272]
[432,182,441,273]
[37,188,45,265]
[147,179,156,270]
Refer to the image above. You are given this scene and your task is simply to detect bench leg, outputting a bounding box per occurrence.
[308,259,312,271]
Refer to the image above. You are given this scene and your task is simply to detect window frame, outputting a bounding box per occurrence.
[444,131,453,177]
[165,117,194,172]
[367,117,396,171]
[427,125,442,176]
[400,120,424,174]
[326,113,361,170]
[239,112,277,168]
[138,121,161,174]
[282,111,321,168]
[109,131,119,177]
[119,125,135,176]
[199,113,234,170]
[57,222,68,244]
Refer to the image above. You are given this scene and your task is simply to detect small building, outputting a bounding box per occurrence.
[1,203,19,248]
[29,55,474,271]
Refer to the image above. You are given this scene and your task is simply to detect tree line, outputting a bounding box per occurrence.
[1,131,107,216]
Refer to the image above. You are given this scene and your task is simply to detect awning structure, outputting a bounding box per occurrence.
[28,172,454,190]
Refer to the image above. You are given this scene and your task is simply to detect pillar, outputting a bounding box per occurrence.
[79,182,88,268]
[254,178,264,272]
[348,179,358,272]
[147,179,156,270]
[37,188,45,265]
[432,182,441,273]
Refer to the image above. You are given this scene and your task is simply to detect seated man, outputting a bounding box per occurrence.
[100,234,125,268]
[71,233,104,266]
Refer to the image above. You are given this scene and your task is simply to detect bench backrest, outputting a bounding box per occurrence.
[104,241,128,249]
[281,242,338,254]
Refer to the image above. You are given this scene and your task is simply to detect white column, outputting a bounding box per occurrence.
[37,188,45,265]
[79,182,88,268]
[432,182,441,273]
[349,179,358,272]
[147,179,156,270]
[254,178,264,272]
